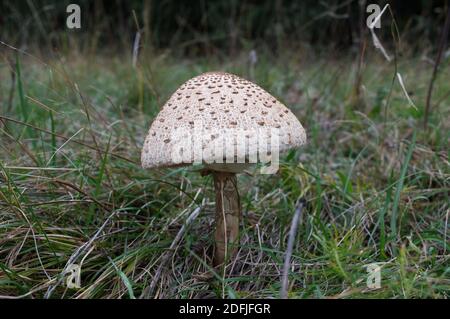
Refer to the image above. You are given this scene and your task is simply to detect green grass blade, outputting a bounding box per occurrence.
[390,130,416,241]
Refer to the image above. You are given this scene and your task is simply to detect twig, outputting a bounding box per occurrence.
[369,4,391,62]
[132,31,141,68]
[280,200,304,299]
[424,5,450,129]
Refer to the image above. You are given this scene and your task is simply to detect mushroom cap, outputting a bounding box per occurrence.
[141,72,306,170]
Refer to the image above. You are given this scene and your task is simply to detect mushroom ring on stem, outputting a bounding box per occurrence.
[141,72,306,267]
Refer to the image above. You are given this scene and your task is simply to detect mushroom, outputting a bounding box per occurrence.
[141,72,306,267]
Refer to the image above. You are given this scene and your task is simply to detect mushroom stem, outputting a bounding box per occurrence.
[212,171,241,267]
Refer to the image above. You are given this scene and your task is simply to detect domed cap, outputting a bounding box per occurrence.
[141,72,306,170]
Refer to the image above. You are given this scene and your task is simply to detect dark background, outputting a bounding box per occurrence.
[1,0,449,56]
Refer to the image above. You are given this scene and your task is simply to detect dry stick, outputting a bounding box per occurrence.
[280,201,304,299]
[140,205,203,299]
[132,31,141,68]
[424,5,450,129]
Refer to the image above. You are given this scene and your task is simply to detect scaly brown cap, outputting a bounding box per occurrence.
[141,72,306,169]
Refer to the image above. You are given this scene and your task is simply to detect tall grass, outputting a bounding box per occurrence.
[0,43,448,298]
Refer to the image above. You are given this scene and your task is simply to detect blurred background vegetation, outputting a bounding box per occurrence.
[1,0,449,56]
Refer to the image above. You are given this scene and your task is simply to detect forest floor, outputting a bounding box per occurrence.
[0,48,449,298]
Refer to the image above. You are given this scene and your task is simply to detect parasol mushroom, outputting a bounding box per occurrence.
[141,72,306,267]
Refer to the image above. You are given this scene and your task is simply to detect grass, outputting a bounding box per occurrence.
[0,47,449,299]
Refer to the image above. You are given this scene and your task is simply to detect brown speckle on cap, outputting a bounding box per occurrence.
[141,71,306,169]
